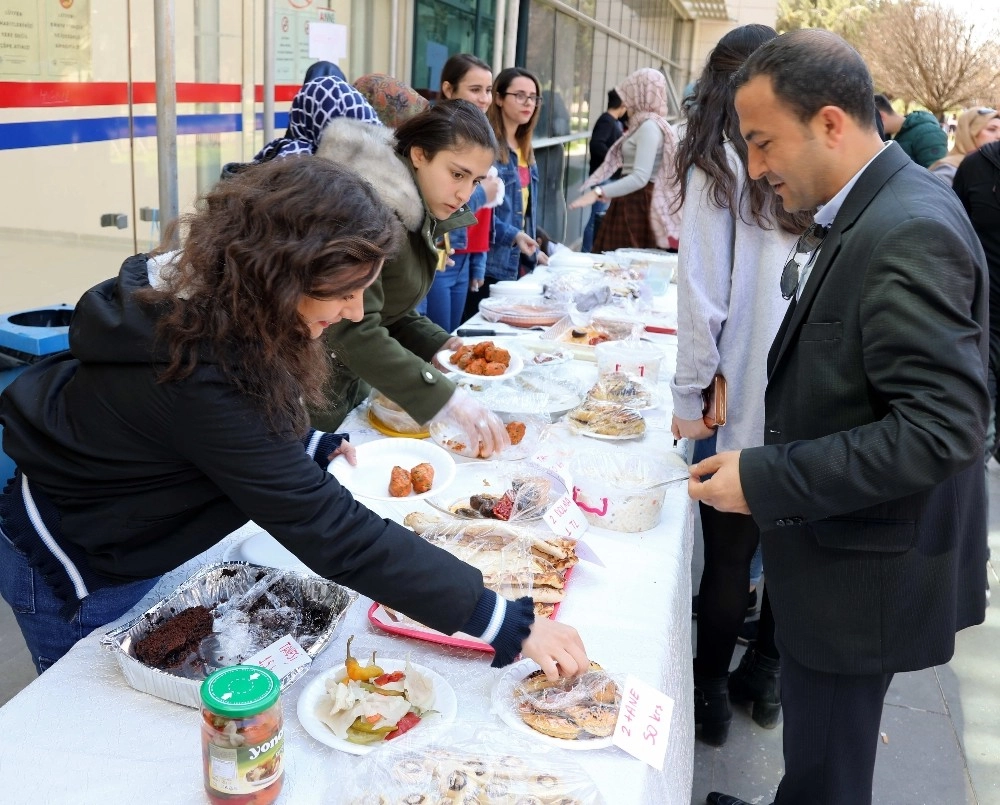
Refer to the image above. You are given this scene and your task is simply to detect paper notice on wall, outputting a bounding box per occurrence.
[308,22,346,63]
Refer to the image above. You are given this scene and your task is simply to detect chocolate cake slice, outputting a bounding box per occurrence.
[134,605,214,668]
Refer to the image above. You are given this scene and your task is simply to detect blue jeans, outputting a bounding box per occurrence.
[581,198,610,253]
[0,522,160,673]
[423,252,478,333]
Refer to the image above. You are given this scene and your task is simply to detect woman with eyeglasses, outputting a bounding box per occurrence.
[930,107,1000,186]
[667,25,813,747]
[569,68,682,253]
[463,67,547,320]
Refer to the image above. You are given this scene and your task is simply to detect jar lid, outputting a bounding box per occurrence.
[201,665,281,717]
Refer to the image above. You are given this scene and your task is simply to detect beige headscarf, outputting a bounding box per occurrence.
[585,68,682,250]
[931,107,999,171]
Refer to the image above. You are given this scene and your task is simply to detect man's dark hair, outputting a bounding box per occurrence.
[733,29,877,131]
[607,88,623,110]
[873,94,895,115]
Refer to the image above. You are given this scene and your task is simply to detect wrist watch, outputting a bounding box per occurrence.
[593,186,604,199]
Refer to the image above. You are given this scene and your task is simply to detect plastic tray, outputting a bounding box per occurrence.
[367,564,574,652]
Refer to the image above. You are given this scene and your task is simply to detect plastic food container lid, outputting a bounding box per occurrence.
[201,665,281,717]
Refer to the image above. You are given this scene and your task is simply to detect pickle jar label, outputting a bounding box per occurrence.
[207,729,284,794]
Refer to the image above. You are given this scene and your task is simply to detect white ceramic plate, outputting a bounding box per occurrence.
[490,659,616,750]
[222,532,317,574]
[436,339,525,382]
[328,439,455,501]
[297,659,457,755]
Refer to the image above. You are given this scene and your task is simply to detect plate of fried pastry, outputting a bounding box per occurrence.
[436,338,524,382]
[492,659,622,749]
[566,400,646,440]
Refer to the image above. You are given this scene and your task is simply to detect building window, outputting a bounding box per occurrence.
[412,0,495,99]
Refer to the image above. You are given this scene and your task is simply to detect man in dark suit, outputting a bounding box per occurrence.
[691,30,989,805]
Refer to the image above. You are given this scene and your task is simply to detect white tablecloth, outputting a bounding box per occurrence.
[0,294,693,805]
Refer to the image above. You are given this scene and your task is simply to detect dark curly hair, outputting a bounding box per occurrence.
[139,156,403,435]
[675,24,812,235]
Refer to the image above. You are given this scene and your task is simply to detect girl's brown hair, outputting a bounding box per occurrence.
[440,53,492,98]
[140,157,402,435]
[488,67,541,165]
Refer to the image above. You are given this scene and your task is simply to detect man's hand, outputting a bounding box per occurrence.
[671,414,716,441]
[688,450,750,515]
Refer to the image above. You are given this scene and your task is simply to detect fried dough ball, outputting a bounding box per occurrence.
[488,347,511,365]
[465,358,488,375]
[505,421,526,445]
[410,462,435,493]
[471,340,492,359]
[388,466,412,497]
[450,345,472,365]
[482,361,507,376]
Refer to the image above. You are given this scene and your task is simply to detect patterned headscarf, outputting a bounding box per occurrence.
[585,68,682,250]
[353,73,430,129]
[254,75,381,161]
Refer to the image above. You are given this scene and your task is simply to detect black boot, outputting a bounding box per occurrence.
[694,671,732,746]
[728,646,781,729]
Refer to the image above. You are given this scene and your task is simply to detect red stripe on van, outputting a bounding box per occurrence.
[1,82,299,108]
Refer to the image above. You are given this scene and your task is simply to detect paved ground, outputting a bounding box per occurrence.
[690,463,1000,805]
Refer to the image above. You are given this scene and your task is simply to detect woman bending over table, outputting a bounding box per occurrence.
[313,100,510,456]
[0,157,587,678]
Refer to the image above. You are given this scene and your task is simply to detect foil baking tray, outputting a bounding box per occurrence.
[101,562,356,708]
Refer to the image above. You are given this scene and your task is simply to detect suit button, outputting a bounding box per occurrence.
[792,516,803,524]
[422,370,437,384]
[776,519,787,527]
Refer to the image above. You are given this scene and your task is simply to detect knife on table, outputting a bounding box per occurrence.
[455,328,542,337]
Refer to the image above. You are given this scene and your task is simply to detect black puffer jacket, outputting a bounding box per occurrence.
[953,142,1000,374]
[0,255,487,635]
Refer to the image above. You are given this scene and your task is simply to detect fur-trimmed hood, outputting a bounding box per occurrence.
[315,117,424,232]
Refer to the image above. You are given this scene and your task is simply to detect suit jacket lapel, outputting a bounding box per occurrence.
[767,144,912,377]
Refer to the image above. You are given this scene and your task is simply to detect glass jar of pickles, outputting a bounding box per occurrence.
[201,665,284,805]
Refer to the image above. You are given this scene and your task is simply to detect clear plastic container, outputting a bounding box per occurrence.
[568,450,667,533]
[594,340,665,384]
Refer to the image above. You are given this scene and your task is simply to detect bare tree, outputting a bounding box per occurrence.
[860,1,1000,118]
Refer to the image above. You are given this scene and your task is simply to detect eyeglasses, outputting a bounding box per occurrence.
[780,223,829,300]
[503,91,542,107]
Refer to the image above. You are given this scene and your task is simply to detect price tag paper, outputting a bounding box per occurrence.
[542,494,589,540]
[245,635,311,678]
[612,674,674,770]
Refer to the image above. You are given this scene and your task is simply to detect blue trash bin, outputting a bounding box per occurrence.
[0,305,73,483]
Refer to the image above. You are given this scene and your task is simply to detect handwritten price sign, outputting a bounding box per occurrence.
[612,674,674,770]
[542,493,589,540]
[245,635,311,678]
